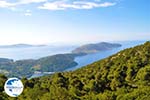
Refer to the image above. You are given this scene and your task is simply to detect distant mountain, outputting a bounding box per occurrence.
[0,44,46,48]
[72,42,122,54]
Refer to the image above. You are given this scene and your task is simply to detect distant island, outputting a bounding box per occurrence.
[0,44,46,48]
[72,42,122,54]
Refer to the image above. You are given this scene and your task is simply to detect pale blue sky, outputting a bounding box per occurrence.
[0,0,149,45]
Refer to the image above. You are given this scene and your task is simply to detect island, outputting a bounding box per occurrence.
[0,44,46,48]
[72,42,122,54]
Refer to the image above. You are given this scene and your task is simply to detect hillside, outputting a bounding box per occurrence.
[72,42,121,54]
[0,58,13,64]
[0,53,85,78]
[0,41,149,100]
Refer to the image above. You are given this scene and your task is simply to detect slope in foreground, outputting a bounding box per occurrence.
[0,41,150,100]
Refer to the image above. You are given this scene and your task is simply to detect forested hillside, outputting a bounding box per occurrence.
[0,53,85,78]
[0,41,150,100]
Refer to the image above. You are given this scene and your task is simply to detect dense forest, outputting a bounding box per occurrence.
[0,41,150,100]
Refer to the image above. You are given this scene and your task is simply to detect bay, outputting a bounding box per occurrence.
[66,41,146,71]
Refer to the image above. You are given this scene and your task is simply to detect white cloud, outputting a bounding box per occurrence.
[24,9,32,16]
[24,13,32,16]
[0,0,46,16]
[0,0,47,8]
[0,0,117,11]
[38,1,116,10]
[0,0,15,8]
[38,1,66,10]
[17,0,47,5]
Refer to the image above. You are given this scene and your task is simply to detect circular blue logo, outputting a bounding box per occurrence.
[4,78,24,97]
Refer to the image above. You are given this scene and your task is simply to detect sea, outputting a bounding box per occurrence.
[0,41,147,78]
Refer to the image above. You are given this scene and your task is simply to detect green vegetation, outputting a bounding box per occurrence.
[0,41,150,100]
[72,42,121,54]
[0,53,85,78]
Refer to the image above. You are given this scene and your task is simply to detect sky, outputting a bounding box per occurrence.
[0,0,149,45]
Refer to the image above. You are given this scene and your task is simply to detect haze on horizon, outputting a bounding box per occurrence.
[0,0,149,45]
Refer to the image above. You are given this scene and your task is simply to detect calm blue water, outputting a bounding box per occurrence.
[66,41,146,71]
